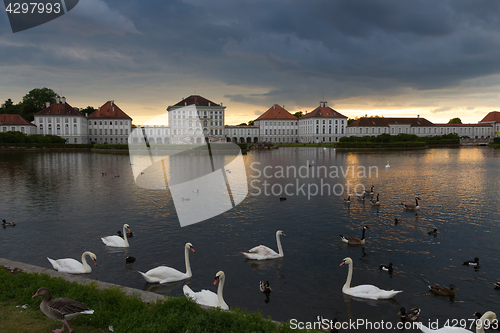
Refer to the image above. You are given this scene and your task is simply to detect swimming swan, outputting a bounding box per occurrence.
[101,224,131,247]
[47,251,97,274]
[139,243,195,283]
[183,270,229,310]
[242,230,286,260]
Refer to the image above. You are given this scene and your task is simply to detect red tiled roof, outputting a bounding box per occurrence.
[35,101,84,117]
[89,101,132,119]
[255,104,298,120]
[348,117,435,127]
[480,111,500,123]
[301,103,347,119]
[172,95,221,107]
[435,123,492,127]
[0,114,36,126]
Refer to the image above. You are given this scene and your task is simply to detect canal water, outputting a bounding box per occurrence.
[1,147,499,332]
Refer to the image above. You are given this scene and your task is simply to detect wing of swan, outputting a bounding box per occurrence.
[101,224,130,247]
[419,311,496,333]
[47,251,97,274]
[242,230,285,260]
[183,270,228,310]
[139,243,195,284]
[340,257,402,300]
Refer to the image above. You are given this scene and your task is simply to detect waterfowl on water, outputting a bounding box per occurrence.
[401,197,421,211]
[428,284,458,297]
[386,161,390,168]
[125,256,136,263]
[463,257,479,266]
[495,282,500,289]
[260,281,271,293]
[2,219,15,226]
[101,224,131,247]
[32,287,94,333]
[183,270,229,310]
[340,257,402,300]
[279,196,287,201]
[394,218,400,225]
[380,263,393,273]
[398,307,421,322]
[419,311,496,333]
[370,194,381,206]
[116,230,134,238]
[340,225,369,245]
[343,196,351,204]
[427,229,438,236]
[357,194,366,201]
[47,251,97,274]
[365,185,375,195]
[242,230,286,260]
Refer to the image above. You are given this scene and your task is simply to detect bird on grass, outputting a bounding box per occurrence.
[32,287,94,333]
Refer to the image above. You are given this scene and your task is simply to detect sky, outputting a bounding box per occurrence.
[1,0,500,125]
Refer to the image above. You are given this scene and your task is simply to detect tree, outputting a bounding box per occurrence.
[237,123,248,126]
[1,98,13,109]
[448,117,462,124]
[348,117,358,125]
[294,111,303,118]
[76,106,96,116]
[21,88,58,121]
[248,120,254,126]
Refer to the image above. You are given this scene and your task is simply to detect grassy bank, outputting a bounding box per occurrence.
[0,266,313,333]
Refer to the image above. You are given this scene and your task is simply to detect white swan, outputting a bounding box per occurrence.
[386,161,390,168]
[242,230,285,260]
[340,257,402,300]
[139,243,195,284]
[47,251,97,274]
[419,311,496,333]
[101,224,131,247]
[183,270,228,310]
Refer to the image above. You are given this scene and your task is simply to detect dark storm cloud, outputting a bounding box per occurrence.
[2,0,500,108]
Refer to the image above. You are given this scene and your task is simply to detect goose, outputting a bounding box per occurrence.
[428,284,458,297]
[47,251,97,274]
[401,197,421,211]
[2,219,15,226]
[370,194,381,206]
[386,161,390,168]
[116,230,134,238]
[260,280,271,294]
[32,287,94,333]
[101,224,131,247]
[139,242,195,283]
[394,218,400,225]
[339,257,402,300]
[398,307,421,322]
[340,225,369,245]
[427,229,438,236]
[343,196,351,204]
[242,230,286,260]
[183,270,229,310]
[365,185,375,196]
[463,257,479,267]
[357,194,366,201]
[380,263,393,273]
[419,311,496,333]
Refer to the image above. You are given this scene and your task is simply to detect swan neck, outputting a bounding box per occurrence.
[122,225,129,246]
[217,274,225,306]
[361,228,366,240]
[81,252,90,269]
[477,313,496,333]
[344,261,353,291]
[276,233,283,256]
[184,246,192,276]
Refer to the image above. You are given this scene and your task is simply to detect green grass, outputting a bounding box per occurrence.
[0,266,316,333]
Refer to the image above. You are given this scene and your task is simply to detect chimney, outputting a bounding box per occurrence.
[273,105,275,109]
[61,96,66,104]
[110,100,114,107]
[209,102,211,106]
[85,113,88,118]
[324,101,328,107]
[112,107,115,112]
[417,114,420,119]
[45,102,50,108]
[56,97,60,104]
[98,107,100,111]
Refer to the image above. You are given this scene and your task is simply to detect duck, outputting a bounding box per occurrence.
[343,196,351,204]
[419,311,496,333]
[401,197,421,211]
[183,270,229,310]
[385,161,390,168]
[463,257,479,267]
[2,219,15,226]
[380,263,393,273]
[340,225,369,245]
[357,194,366,201]
[32,287,94,333]
[398,307,421,322]
[370,194,381,206]
[394,218,400,225]
[242,230,286,260]
[125,256,136,263]
[365,185,375,196]
[139,242,195,283]
[428,284,458,297]
[101,224,131,247]
[260,281,271,294]
[427,229,438,236]
[340,257,402,300]
[116,230,134,238]
[279,196,287,201]
[47,251,97,274]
